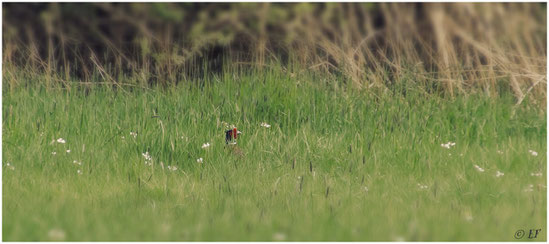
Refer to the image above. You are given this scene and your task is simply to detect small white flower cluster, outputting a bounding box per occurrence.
[530,172,543,177]
[48,228,66,241]
[440,141,456,149]
[202,142,211,149]
[167,165,178,171]
[142,151,152,161]
[417,183,428,190]
[528,150,538,156]
[524,184,534,192]
[197,158,203,163]
[474,165,485,172]
[261,122,271,128]
[363,186,369,192]
[497,150,503,154]
[495,171,504,177]
[142,151,153,166]
[51,137,71,155]
[130,131,138,139]
[49,137,84,175]
[6,162,15,170]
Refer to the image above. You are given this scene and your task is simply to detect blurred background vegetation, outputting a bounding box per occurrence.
[2,2,547,104]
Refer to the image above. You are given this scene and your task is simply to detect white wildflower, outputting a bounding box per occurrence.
[417,183,428,190]
[66,149,71,153]
[524,184,534,192]
[202,142,211,149]
[73,160,82,166]
[130,131,137,139]
[51,152,57,155]
[528,150,538,156]
[77,169,83,175]
[440,141,456,149]
[142,151,153,166]
[497,150,503,154]
[363,186,369,192]
[261,122,271,128]
[474,165,484,172]
[273,232,286,241]
[530,172,543,177]
[56,138,66,144]
[495,171,504,177]
[142,151,152,161]
[167,165,178,171]
[197,158,203,163]
[6,162,15,170]
[48,228,66,241]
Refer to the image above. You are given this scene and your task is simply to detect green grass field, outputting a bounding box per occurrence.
[2,71,546,241]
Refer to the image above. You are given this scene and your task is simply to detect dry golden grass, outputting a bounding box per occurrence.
[3,3,546,104]
[283,3,546,104]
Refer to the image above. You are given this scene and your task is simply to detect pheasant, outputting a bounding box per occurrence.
[225,127,244,157]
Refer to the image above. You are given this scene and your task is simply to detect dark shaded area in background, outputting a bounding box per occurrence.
[3,3,386,77]
[2,3,546,102]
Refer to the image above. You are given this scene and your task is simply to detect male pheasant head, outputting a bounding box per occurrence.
[225,126,242,144]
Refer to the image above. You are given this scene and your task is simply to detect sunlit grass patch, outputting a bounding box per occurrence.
[2,72,546,241]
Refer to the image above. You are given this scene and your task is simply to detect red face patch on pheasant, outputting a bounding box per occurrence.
[225,127,242,144]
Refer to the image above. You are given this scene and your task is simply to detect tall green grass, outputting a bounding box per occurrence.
[2,69,546,241]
